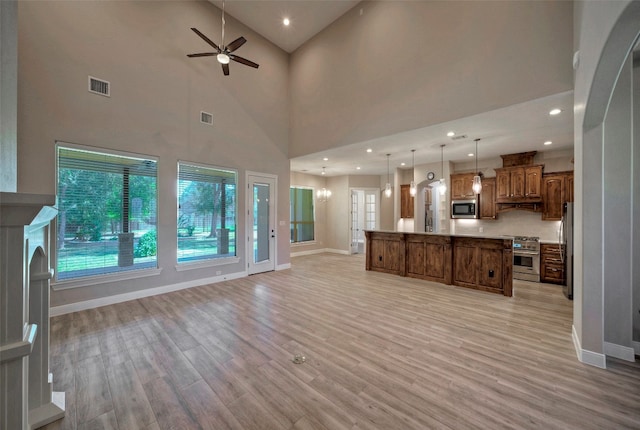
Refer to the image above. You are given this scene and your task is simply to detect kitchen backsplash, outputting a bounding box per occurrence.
[452,211,562,242]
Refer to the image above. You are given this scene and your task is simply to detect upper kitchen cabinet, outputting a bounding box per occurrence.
[450,173,477,200]
[400,184,414,218]
[495,165,543,202]
[479,177,496,219]
[541,171,574,220]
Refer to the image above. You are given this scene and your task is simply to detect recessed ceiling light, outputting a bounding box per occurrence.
[366,148,372,153]
[401,162,406,166]
[323,157,329,161]
[468,153,474,157]
[447,131,455,137]
[283,18,290,26]
[544,140,553,145]
[549,108,562,115]
[356,166,361,170]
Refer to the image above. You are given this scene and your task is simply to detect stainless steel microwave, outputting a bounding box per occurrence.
[451,199,478,219]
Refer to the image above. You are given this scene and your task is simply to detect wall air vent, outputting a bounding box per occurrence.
[200,111,213,125]
[451,134,467,141]
[88,76,110,97]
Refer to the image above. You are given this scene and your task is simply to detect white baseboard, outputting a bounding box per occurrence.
[572,324,607,368]
[290,248,328,257]
[633,341,640,355]
[325,248,351,255]
[276,263,291,270]
[604,341,636,362]
[290,248,351,257]
[50,270,247,316]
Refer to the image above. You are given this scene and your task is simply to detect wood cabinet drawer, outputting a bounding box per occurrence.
[542,263,565,283]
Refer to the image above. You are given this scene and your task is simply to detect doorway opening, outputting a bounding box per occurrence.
[350,188,379,254]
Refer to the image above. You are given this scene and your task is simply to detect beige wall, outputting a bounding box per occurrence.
[17,1,290,307]
[289,0,573,158]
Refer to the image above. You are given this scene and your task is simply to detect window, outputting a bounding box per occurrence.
[290,187,315,243]
[177,162,237,263]
[56,145,158,281]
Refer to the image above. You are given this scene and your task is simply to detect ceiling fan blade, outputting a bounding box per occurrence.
[222,63,230,76]
[230,55,259,69]
[187,52,216,57]
[190,28,220,52]
[226,36,246,53]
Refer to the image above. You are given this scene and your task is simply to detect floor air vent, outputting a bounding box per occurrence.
[88,76,110,97]
[200,111,213,125]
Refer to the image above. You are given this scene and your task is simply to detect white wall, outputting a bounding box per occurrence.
[16,1,291,308]
[574,0,640,365]
[289,0,573,157]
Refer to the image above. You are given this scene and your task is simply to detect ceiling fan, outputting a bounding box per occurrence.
[186,0,259,76]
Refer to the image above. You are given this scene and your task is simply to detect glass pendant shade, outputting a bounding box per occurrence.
[384,154,392,198]
[439,178,447,196]
[472,175,482,194]
[217,53,230,64]
[409,180,416,196]
[472,138,481,194]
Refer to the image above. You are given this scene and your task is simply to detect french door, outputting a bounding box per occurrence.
[247,173,276,274]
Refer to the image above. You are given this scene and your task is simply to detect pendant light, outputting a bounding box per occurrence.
[472,138,482,194]
[409,149,416,197]
[317,167,331,202]
[384,154,392,198]
[439,144,447,196]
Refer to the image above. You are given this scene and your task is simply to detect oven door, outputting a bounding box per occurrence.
[513,251,540,281]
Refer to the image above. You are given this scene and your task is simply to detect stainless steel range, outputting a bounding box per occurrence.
[513,236,540,282]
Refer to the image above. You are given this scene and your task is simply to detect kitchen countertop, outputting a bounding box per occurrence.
[365,230,514,241]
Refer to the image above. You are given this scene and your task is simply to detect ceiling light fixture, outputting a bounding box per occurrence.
[447,131,455,137]
[317,187,331,202]
[283,18,290,26]
[439,144,447,196]
[468,153,474,157]
[472,138,482,194]
[356,166,361,170]
[366,148,372,153]
[549,108,562,115]
[323,157,329,161]
[321,166,326,175]
[544,140,553,145]
[384,154,392,198]
[409,149,417,197]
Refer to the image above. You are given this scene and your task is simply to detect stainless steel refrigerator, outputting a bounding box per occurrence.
[561,202,574,300]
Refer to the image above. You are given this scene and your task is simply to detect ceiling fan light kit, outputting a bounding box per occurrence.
[186,0,259,76]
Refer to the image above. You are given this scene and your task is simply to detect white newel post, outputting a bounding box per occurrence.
[0,192,65,430]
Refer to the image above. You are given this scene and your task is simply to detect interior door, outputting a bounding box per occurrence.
[350,191,359,253]
[247,173,276,274]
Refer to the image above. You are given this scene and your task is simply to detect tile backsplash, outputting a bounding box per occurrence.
[452,210,562,242]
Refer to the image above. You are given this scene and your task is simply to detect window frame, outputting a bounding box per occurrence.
[53,142,160,288]
[290,186,316,244]
[176,160,239,267]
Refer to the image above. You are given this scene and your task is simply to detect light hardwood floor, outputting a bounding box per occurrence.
[43,253,640,430]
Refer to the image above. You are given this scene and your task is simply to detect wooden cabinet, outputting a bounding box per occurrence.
[479,177,496,219]
[405,234,452,284]
[400,184,414,218]
[365,231,513,296]
[540,243,565,284]
[365,231,405,276]
[450,173,476,200]
[495,165,543,202]
[541,171,574,221]
[452,237,512,296]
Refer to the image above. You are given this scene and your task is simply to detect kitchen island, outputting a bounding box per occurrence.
[364,230,513,296]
